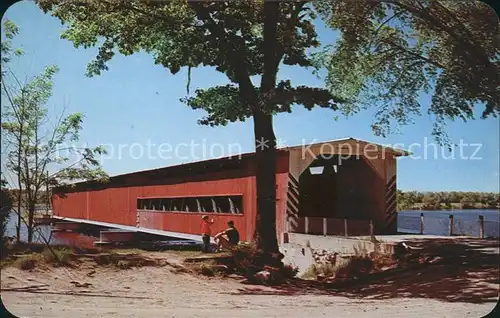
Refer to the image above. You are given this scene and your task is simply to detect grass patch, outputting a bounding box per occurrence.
[109,248,145,255]
[302,253,377,281]
[198,263,216,277]
[13,254,39,270]
[169,250,205,259]
[3,242,101,259]
[42,247,72,266]
[116,260,131,269]
[6,245,75,270]
[93,252,163,269]
[189,260,218,277]
[187,259,235,277]
[2,242,171,270]
[301,263,336,279]
[352,243,369,257]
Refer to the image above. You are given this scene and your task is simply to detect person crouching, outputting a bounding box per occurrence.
[214,221,240,252]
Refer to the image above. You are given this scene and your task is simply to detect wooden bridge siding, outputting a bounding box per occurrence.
[286,141,399,235]
[52,151,290,242]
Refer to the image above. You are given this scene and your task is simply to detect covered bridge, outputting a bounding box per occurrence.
[52,138,410,243]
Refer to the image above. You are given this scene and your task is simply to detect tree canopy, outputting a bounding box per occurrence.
[38,0,341,124]
[314,0,499,144]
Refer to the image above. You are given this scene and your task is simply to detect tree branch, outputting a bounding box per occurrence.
[275,1,307,69]
[380,39,446,69]
[382,0,492,67]
[189,2,258,108]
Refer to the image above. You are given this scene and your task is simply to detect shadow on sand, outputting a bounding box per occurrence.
[228,238,499,304]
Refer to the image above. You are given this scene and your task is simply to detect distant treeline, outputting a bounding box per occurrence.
[397,191,500,211]
[8,189,51,206]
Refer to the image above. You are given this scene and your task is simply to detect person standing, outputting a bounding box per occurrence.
[201,215,214,253]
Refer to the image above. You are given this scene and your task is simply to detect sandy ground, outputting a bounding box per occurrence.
[1,251,497,318]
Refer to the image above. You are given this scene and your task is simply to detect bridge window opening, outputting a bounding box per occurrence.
[137,198,150,210]
[137,195,243,214]
[309,166,324,175]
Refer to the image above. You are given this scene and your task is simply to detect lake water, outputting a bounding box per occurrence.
[3,212,197,248]
[4,213,99,248]
[398,209,499,238]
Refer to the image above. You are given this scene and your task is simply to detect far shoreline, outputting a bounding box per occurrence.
[399,207,500,212]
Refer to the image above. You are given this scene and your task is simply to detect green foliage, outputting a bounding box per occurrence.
[13,254,38,270]
[397,190,415,211]
[37,0,341,125]
[116,259,131,270]
[0,179,13,214]
[303,254,375,280]
[421,193,441,210]
[302,263,336,279]
[191,261,217,277]
[42,246,72,265]
[1,20,108,188]
[314,0,500,145]
[1,20,108,242]
[1,19,23,67]
[397,190,500,211]
[0,179,13,253]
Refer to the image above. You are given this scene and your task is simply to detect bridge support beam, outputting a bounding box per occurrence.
[94,231,136,246]
[52,222,80,232]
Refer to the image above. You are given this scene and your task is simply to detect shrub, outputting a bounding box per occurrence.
[116,260,131,269]
[199,264,215,276]
[371,253,397,271]
[341,256,374,278]
[0,180,13,257]
[302,254,375,281]
[301,263,337,279]
[14,255,38,270]
[95,254,112,265]
[231,243,284,273]
[190,261,216,277]
[301,264,317,279]
[352,244,369,257]
[282,264,299,278]
[42,247,72,265]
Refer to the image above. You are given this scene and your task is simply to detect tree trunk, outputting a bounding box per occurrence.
[16,133,22,243]
[16,189,21,243]
[251,0,280,255]
[27,204,35,243]
[253,111,279,254]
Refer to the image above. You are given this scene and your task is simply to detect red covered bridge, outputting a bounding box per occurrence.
[52,138,410,243]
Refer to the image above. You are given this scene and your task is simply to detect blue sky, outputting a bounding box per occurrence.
[2,1,499,192]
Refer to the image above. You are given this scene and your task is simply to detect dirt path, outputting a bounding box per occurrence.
[1,251,497,318]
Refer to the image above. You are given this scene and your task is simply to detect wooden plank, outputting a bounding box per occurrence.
[52,216,209,242]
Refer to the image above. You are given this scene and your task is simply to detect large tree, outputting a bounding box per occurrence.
[36,0,498,256]
[37,0,341,256]
[314,0,499,145]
